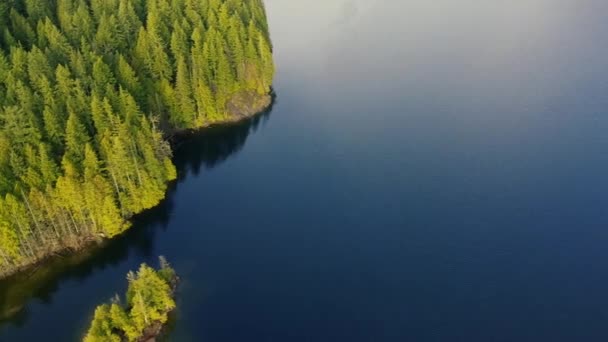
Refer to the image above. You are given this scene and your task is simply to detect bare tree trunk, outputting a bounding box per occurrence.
[13,220,35,259]
[67,210,81,235]
[138,292,150,325]
[20,189,45,244]
[41,199,61,240]
[59,208,75,237]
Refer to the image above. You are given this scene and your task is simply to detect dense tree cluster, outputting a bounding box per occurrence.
[0,0,274,274]
[84,257,177,342]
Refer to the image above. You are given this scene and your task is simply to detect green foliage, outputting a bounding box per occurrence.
[83,304,122,342]
[0,0,274,273]
[84,258,177,342]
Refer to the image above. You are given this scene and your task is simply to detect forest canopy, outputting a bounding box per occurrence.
[0,0,274,275]
[84,257,178,342]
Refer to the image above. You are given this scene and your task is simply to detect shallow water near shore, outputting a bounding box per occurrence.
[3,1,608,341]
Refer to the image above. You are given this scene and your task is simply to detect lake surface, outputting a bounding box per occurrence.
[3,1,608,341]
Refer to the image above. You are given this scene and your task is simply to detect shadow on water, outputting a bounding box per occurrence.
[173,99,275,176]
[0,103,274,326]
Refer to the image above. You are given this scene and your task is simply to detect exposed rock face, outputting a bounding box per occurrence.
[226,90,272,119]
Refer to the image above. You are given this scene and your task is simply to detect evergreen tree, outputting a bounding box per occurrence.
[64,111,90,169]
[172,57,196,127]
[84,304,121,342]
[0,0,274,276]
[83,259,177,342]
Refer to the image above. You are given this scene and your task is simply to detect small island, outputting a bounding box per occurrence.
[0,0,275,278]
[83,257,178,342]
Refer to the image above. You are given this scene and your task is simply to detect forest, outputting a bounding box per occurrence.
[0,0,274,276]
[84,257,178,341]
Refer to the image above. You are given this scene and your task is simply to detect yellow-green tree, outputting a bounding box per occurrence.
[0,0,274,276]
[83,258,177,342]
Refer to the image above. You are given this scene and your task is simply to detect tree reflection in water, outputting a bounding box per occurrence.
[0,103,274,326]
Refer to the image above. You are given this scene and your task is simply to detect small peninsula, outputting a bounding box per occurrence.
[83,257,178,342]
[0,0,274,278]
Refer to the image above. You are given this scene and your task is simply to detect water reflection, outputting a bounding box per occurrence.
[0,105,274,325]
[173,101,275,175]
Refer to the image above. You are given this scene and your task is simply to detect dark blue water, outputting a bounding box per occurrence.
[2,1,608,341]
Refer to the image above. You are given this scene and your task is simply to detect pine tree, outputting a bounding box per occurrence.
[126,263,175,330]
[92,58,116,97]
[38,143,59,185]
[84,304,121,342]
[116,55,143,105]
[83,260,177,342]
[109,303,138,341]
[64,111,90,169]
[172,57,196,127]
[0,0,274,275]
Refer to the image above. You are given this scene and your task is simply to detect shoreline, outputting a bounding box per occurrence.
[137,274,179,342]
[168,91,274,146]
[0,92,274,282]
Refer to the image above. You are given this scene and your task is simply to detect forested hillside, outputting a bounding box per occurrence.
[0,0,274,276]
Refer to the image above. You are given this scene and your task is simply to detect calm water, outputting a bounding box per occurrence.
[3,1,608,341]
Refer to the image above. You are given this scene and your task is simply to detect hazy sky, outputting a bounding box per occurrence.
[264,0,607,65]
[264,0,608,107]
